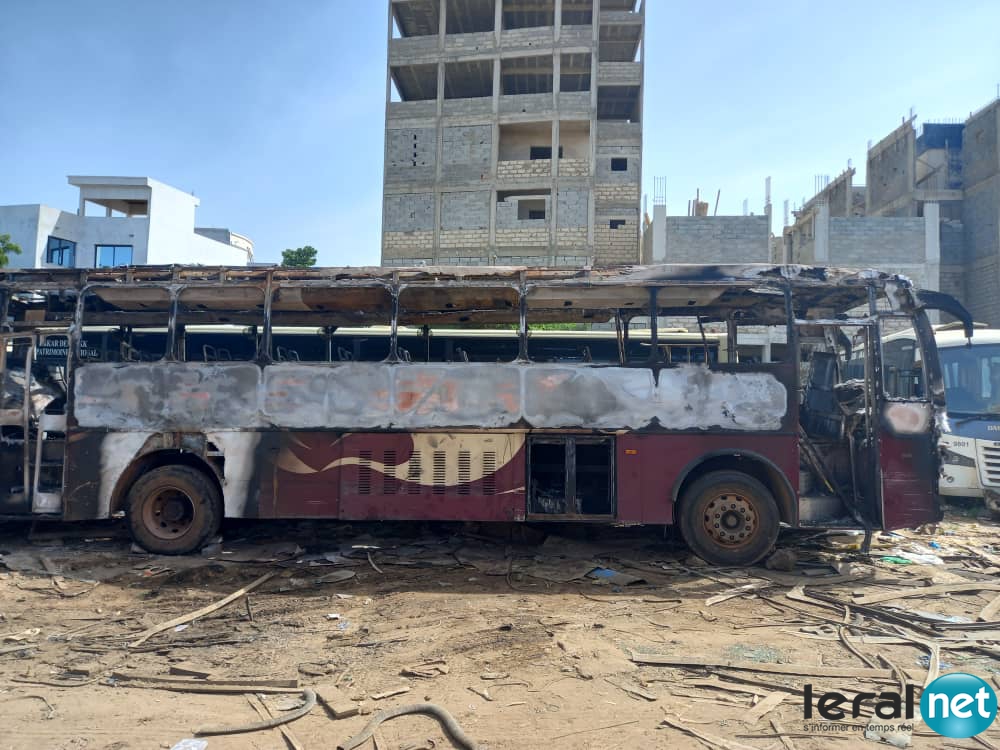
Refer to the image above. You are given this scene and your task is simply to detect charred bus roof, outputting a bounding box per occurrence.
[0,263,923,329]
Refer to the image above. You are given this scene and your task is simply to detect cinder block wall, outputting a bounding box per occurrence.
[661,216,770,263]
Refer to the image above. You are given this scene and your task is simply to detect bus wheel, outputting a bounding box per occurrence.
[678,470,780,567]
[125,465,222,555]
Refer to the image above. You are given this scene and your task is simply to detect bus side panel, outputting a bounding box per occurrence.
[337,432,526,522]
[617,434,800,524]
[62,429,108,521]
[267,431,345,518]
[879,405,941,529]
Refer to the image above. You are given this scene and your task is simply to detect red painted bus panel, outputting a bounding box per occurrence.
[617,433,800,524]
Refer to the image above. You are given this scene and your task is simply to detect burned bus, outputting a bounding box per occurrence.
[0,264,972,565]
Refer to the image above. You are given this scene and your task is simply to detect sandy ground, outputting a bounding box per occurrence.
[1,509,1000,750]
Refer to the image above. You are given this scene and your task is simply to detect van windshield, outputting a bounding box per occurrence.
[940,344,1000,415]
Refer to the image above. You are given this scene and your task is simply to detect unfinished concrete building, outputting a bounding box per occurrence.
[382,0,644,267]
[783,99,1000,325]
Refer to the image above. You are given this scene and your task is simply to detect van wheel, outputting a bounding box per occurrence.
[678,470,780,567]
[126,465,222,555]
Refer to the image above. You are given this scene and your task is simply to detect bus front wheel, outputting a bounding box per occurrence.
[126,465,223,555]
[678,470,780,567]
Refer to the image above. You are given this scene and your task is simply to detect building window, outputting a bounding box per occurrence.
[530,146,563,160]
[610,220,626,230]
[95,245,133,267]
[46,237,76,267]
[611,158,628,172]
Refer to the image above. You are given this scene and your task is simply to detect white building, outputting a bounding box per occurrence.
[0,176,252,269]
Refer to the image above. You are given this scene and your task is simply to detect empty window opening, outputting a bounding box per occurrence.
[559,120,591,158]
[499,122,554,161]
[597,85,641,122]
[610,219,626,229]
[178,286,266,362]
[562,2,593,25]
[390,64,439,101]
[528,437,614,515]
[611,158,628,172]
[444,59,494,99]
[521,199,547,220]
[498,190,551,225]
[560,53,591,92]
[80,287,172,362]
[446,0,495,33]
[392,0,440,37]
[503,0,554,29]
[501,55,553,95]
[530,145,564,160]
[599,23,641,62]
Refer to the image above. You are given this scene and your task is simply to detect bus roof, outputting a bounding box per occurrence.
[1,263,924,329]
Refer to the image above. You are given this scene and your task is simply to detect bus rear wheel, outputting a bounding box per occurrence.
[678,470,780,567]
[126,465,222,555]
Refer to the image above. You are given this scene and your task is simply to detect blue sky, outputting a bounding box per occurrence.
[1,1,998,265]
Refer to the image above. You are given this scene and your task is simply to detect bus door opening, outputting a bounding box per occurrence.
[528,436,615,518]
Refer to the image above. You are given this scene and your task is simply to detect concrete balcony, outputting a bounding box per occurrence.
[500,26,554,52]
[388,35,440,64]
[500,92,555,115]
[598,61,641,86]
[559,26,594,47]
[497,159,553,181]
[442,97,493,117]
[444,31,497,55]
[600,10,643,25]
[558,91,592,115]
[596,120,642,145]
[388,100,438,122]
[557,158,590,178]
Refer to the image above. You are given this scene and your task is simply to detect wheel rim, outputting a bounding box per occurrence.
[142,486,197,541]
[702,492,758,549]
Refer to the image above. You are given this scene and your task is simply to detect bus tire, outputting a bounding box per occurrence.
[125,465,222,555]
[678,470,780,567]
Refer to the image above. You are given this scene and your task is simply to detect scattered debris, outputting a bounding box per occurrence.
[129,571,279,647]
[630,652,893,680]
[249,693,306,750]
[765,549,798,572]
[468,686,493,702]
[743,690,790,723]
[706,582,770,606]
[371,687,412,701]
[338,703,478,750]
[195,688,316,736]
[586,567,645,586]
[402,660,449,679]
[479,672,508,681]
[315,683,360,719]
[169,663,215,679]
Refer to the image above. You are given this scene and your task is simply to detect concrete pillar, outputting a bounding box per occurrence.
[925,201,941,321]
[652,203,666,261]
[814,202,830,264]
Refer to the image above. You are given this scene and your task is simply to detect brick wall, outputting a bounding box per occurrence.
[439,230,490,249]
[828,217,926,265]
[385,127,436,184]
[383,193,435,232]
[962,102,999,188]
[383,231,434,255]
[557,189,588,227]
[594,212,638,265]
[594,184,639,203]
[496,229,549,247]
[497,159,552,180]
[661,216,770,263]
[867,126,915,214]
[442,125,492,181]
[441,191,490,230]
[559,158,590,178]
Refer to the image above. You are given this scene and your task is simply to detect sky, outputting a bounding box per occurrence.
[1,1,999,266]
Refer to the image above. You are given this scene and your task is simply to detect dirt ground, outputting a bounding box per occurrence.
[2,508,1000,750]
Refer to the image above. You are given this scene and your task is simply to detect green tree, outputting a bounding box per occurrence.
[0,234,22,267]
[281,246,317,267]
